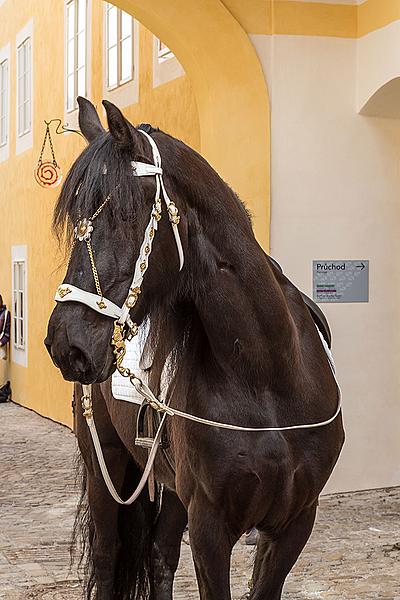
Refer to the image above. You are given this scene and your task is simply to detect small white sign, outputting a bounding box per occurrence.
[313,260,369,303]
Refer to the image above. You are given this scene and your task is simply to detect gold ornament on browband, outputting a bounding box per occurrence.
[74,192,112,243]
[75,218,93,242]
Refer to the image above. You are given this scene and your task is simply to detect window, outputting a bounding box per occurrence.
[11,245,28,367]
[16,21,33,155]
[17,37,31,136]
[157,39,174,62]
[13,261,25,350]
[0,58,8,147]
[153,36,184,88]
[105,3,134,89]
[66,0,87,111]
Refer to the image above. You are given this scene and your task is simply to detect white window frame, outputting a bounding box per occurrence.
[0,58,8,146]
[17,38,31,136]
[11,245,28,368]
[65,0,88,112]
[157,39,174,63]
[0,43,10,163]
[64,0,92,130]
[153,36,184,88]
[103,7,139,108]
[16,20,33,155]
[105,3,134,90]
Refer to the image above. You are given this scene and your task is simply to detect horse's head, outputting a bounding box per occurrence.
[45,98,187,384]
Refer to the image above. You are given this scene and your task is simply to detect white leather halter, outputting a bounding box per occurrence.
[55,130,184,334]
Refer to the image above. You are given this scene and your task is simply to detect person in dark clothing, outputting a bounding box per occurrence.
[0,295,11,401]
[0,295,10,352]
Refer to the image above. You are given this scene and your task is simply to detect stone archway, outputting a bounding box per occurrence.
[115,0,270,248]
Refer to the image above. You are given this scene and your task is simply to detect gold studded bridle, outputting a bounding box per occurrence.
[55,130,184,375]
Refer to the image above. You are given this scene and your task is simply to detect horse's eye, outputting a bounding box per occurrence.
[217,261,234,273]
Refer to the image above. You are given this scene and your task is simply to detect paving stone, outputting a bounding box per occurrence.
[0,402,399,599]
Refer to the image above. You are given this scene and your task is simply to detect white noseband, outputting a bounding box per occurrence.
[55,130,184,335]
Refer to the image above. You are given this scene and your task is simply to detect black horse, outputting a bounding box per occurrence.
[45,97,344,600]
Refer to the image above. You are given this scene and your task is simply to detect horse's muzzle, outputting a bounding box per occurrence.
[44,312,99,385]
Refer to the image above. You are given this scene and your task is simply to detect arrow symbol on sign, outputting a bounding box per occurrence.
[356,263,366,270]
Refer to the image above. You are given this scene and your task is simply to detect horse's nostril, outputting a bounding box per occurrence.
[69,346,90,374]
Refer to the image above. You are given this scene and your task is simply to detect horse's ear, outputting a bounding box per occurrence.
[102,99,140,147]
[77,97,105,142]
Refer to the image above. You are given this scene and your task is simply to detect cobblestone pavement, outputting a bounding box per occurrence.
[0,402,399,599]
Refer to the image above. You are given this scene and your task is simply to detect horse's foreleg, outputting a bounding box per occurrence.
[151,488,187,600]
[188,498,236,600]
[250,502,318,600]
[86,446,129,600]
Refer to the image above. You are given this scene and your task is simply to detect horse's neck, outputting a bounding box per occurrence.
[189,223,299,386]
[165,144,302,387]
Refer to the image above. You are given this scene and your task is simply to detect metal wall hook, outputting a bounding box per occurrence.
[44,118,84,137]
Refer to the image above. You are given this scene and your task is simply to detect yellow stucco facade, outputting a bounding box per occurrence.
[1,0,400,450]
[0,0,202,426]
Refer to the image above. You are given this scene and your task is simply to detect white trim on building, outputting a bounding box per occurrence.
[103,6,139,108]
[15,19,33,155]
[64,0,92,130]
[0,42,10,163]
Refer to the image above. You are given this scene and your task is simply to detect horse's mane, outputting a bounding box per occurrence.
[53,124,255,400]
[54,123,252,244]
[53,126,155,247]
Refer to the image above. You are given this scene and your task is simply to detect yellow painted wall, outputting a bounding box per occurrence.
[220,0,400,39]
[2,0,400,427]
[0,0,199,426]
[116,0,271,249]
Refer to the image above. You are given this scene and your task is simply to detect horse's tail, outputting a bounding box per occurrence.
[71,450,160,600]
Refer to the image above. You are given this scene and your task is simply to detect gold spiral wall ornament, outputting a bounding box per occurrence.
[34,121,63,189]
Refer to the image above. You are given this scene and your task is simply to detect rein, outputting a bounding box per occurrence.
[55,131,342,506]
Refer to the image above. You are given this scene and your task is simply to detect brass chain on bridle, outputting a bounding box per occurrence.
[75,194,113,301]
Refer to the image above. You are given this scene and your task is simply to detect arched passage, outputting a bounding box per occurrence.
[115,0,270,249]
[360,77,400,118]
